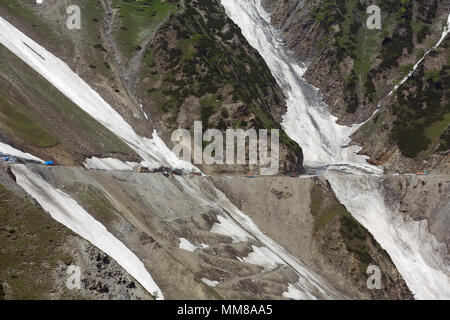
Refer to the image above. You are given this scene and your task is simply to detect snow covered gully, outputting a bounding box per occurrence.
[220,0,450,299]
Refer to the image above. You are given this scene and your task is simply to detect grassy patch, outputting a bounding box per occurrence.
[1,0,57,39]
[0,95,57,147]
[205,285,224,300]
[309,182,379,274]
[391,62,449,158]
[0,45,135,159]
[112,0,179,61]
[310,183,343,231]
[0,183,77,299]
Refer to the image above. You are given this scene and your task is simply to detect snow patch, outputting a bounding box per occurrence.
[201,278,219,287]
[84,157,139,171]
[242,245,286,270]
[210,215,253,243]
[139,104,149,120]
[282,283,315,300]
[179,238,198,252]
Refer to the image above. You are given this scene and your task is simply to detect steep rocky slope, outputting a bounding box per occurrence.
[136,0,304,174]
[264,0,450,173]
[0,164,153,300]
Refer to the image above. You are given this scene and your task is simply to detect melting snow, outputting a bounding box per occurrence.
[282,283,317,300]
[84,157,139,171]
[201,278,219,287]
[178,238,198,252]
[210,215,253,243]
[242,245,286,270]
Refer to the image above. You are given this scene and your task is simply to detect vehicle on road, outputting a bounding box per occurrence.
[137,166,151,173]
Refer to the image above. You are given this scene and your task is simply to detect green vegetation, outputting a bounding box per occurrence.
[205,285,224,300]
[0,45,135,161]
[1,0,60,43]
[391,60,450,158]
[309,182,380,273]
[436,127,450,152]
[145,0,280,118]
[310,183,345,231]
[0,183,77,299]
[67,184,119,226]
[311,0,440,111]
[0,94,57,147]
[112,0,179,60]
[142,0,302,158]
[79,0,116,81]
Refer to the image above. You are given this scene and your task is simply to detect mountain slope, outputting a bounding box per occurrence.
[264,0,450,173]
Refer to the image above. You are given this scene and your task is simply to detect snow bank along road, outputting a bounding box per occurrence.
[11,164,164,299]
[221,0,450,299]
